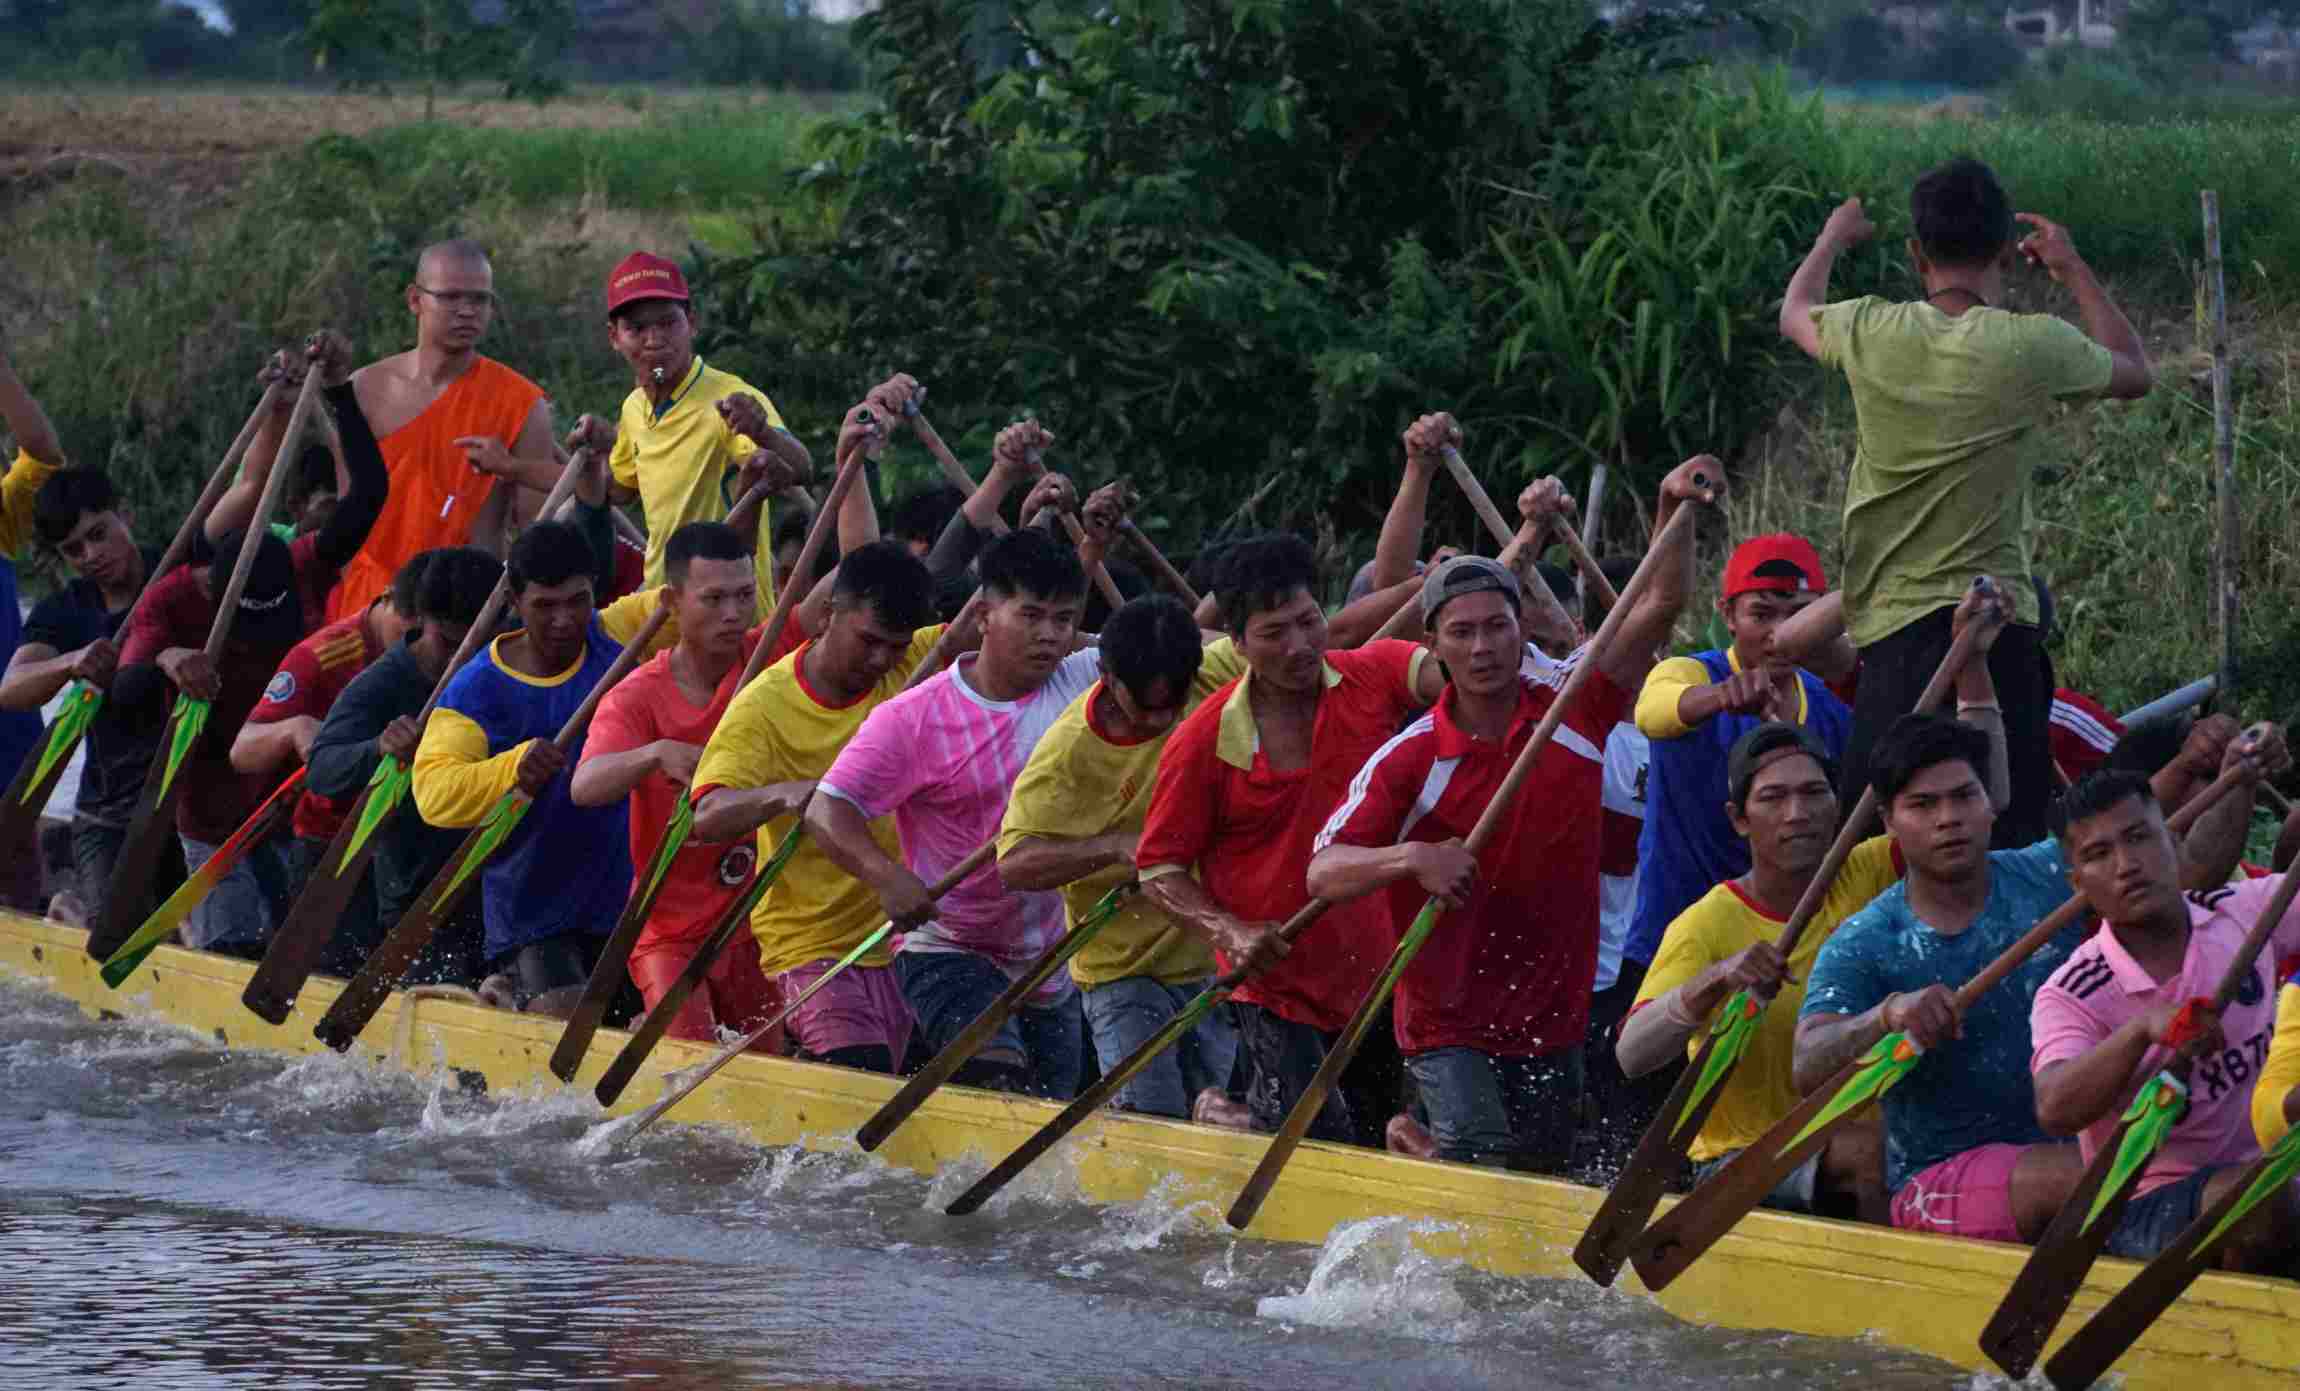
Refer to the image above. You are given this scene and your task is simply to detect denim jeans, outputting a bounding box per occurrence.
[896,949,1085,1100]
[1233,1002,1408,1148]
[1080,974,1238,1119]
[1406,1045,1585,1172]
[178,833,294,954]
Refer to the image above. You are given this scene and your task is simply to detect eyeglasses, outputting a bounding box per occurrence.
[413,286,498,311]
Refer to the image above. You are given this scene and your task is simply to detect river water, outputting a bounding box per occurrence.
[0,976,2013,1390]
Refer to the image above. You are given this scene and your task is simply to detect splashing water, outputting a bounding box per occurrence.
[1256,1217,1477,1343]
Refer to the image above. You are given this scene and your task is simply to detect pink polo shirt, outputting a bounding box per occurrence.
[2030,874,2300,1195]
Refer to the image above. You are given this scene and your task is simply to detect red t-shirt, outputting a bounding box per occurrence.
[246,614,381,841]
[606,532,648,602]
[2049,687,2123,783]
[1136,639,1427,1034]
[1315,666,1630,1057]
[582,629,767,950]
[118,534,338,843]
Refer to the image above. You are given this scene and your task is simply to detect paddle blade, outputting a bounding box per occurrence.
[337,756,411,871]
[1676,989,1765,1143]
[2085,1072,2188,1233]
[636,791,694,909]
[434,792,528,911]
[946,981,1232,1217]
[99,768,305,989]
[21,682,100,805]
[1573,1022,1740,1287]
[158,698,213,802]
[1778,1031,1921,1157]
[2194,1121,2300,1253]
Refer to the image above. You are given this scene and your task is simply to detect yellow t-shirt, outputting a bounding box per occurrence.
[999,639,1247,989]
[690,625,946,976]
[1634,648,1812,741]
[1633,835,1901,1161]
[2255,981,2300,1150]
[1813,298,2112,648]
[610,356,784,615]
[3,448,61,555]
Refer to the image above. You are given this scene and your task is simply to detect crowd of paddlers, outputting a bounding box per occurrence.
[1,153,2296,1387]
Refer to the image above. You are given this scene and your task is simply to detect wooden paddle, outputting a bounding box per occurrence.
[588,552,976,1106]
[1574,591,1998,1286]
[1626,764,2253,1293]
[97,768,308,986]
[547,415,880,1082]
[1226,481,1712,1232]
[1121,519,1200,610]
[1547,514,1618,610]
[2041,1112,2300,1388]
[242,451,596,1025]
[945,897,1330,1215]
[1980,780,2295,1379]
[905,400,1126,610]
[87,363,328,962]
[1439,445,1582,641]
[613,841,997,1140]
[850,879,1139,1152]
[313,597,673,1052]
[0,385,277,853]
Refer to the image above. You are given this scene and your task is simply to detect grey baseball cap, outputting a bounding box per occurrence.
[1420,554,1521,626]
[1726,721,1836,805]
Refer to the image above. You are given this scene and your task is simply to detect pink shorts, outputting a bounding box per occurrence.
[628,934,784,1054]
[773,959,913,1064]
[1890,1142,2026,1243]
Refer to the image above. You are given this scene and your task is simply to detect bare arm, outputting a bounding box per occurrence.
[691,781,815,844]
[1328,575,1420,648]
[0,643,74,711]
[1370,435,1441,593]
[569,740,699,809]
[1793,1007,1895,1095]
[1305,839,1473,911]
[1780,199,1873,362]
[804,792,934,923]
[0,338,65,464]
[1769,591,1859,683]
[998,833,1135,892]
[1597,458,1721,693]
[229,717,318,776]
[2034,1020,2160,1137]
[2017,213,2151,400]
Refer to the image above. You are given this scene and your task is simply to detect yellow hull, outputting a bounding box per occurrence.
[7,909,2297,1387]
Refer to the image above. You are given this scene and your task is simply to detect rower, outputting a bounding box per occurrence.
[2030,763,2300,1271]
[329,239,557,621]
[408,478,675,1016]
[232,550,428,943]
[1137,414,1484,1147]
[1303,457,1712,1173]
[305,546,501,985]
[7,469,168,927]
[806,482,1103,1097]
[0,342,67,913]
[595,251,811,619]
[1796,714,2257,1243]
[998,581,1249,1124]
[572,393,884,1047]
[111,336,387,960]
[1780,159,2151,847]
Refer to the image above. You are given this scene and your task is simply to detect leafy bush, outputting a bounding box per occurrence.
[693,0,1815,555]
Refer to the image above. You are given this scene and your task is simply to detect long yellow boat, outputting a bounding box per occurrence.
[6,907,2295,1387]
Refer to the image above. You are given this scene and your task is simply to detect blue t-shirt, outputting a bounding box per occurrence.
[1800,838,2075,1191]
[1627,651,1852,965]
[0,555,41,784]
[435,616,634,963]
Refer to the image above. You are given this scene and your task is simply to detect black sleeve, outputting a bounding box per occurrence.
[307,660,402,800]
[310,381,388,573]
[925,509,988,585]
[20,594,86,654]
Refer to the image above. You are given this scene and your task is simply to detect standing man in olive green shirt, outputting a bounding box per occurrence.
[1778,157,2152,844]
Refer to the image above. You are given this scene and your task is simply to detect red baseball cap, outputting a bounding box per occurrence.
[605,251,689,315]
[1722,533,1826,601]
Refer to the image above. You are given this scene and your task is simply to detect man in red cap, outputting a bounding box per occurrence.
[1620,532,1853,1026]
[578,251,812,619]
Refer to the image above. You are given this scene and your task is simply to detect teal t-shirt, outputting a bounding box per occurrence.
[1800,837,2075,1191]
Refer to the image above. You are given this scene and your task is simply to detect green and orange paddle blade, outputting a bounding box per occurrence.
[1778,1031,1922,1157]
[433,790,529,912]
[18,681,101,807]
[99,767,306,989]
[338,755,412,870]
[1676,988,1766,1142]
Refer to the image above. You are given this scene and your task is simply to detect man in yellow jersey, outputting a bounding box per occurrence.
[589,252,812,617]
[999,582,1249,1123]
[688,533,953,1075]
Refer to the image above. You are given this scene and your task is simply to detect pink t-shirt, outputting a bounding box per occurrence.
[2031,874,2300,1195]
[817,648,1103,997]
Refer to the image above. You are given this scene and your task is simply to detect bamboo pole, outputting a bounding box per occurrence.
[2203,191,2238,709]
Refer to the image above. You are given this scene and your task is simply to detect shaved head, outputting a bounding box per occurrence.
[416,238,491,279]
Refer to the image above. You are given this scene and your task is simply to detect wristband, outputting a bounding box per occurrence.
[1956,700,2001,715]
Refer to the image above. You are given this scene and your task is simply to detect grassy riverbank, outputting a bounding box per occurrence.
[2,80,2295,721]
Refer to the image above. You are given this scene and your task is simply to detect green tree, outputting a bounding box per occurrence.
[696,0,1830,554]
[307,0,574,118]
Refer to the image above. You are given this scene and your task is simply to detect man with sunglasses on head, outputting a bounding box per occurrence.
[326,239,559,624]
